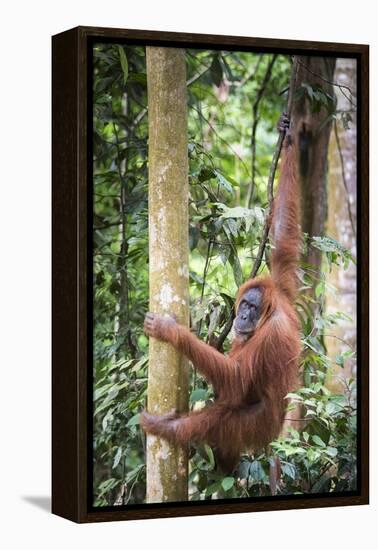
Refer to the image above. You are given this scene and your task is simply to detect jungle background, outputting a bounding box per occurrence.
[92,45,357,506]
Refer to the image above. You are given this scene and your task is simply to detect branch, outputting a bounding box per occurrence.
[308,460,334,492]
[333,120,356,237]
[192,105,252,178]
[246,54,278,207]
[213,56,299,351]
[187,66,211,87]
[94,221,122,230]
[234,54,263,87]
[296,57,357,109]
[249,55,299,279]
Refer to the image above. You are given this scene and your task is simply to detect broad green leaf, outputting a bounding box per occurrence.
[238,460,251,479]
[126,413,140,427]
[127,72,147,84]
[312,435,326,447]
[221,477,235,491]
[214,171,234,194]
[249,460,265,481]
[198,167,215,182]
[112,447,123,469]
[315,280,325,298]
[210,54,223,87]
[205,481,221,496]
[204,444,215,469]
[98,478,118,493]
[228,250,243,287]
[326,446,338,458]
[281,462,296,480]
[93,382,113,401]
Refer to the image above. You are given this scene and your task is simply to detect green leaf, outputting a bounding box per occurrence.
[288,428,300,440]
[286,392,303,401]
[93,382,113,401]
[126,413,140,427]
[118,46,129,85]
[335,354,345,368]
[326,401,339,415]
[249,460,265,482]
[225,218,238,238]
[205,481,221,496]
[228,250,243,287]
[127,72,146,84]
[221,477,235,491]
[102,408,113,431]
[204,444,215,469]
[214,171,234,194]
[198,167,215,182]
[281,462,296,480]
[210,54,223,87]
[190,388,208,403]
[220,54,234,81]
[312,435,326,447]
[220,292,234,310]
[98,477,119,494]
[326,446,338,458]
[220,246,230,265]
[218,205,250,218]
[189,225,200,250]
[307,448,321,463]
[216,203,262,233]
[238,460,251,479]
[112,447,123,469]
[302,83,315,101]
[315,280,325,298]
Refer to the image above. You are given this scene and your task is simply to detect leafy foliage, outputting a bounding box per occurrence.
[92,44,357,505]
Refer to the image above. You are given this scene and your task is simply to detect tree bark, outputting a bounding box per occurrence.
[284,56,336,432]
[325,58,357,390]
[145,47,189,503]
[291,56,336,273]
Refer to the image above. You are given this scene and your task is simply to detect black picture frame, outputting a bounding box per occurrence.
[52,26,369,523]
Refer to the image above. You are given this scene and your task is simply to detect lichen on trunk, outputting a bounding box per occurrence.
[145,47,189,503]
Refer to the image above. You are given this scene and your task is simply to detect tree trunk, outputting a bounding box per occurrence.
[285,56,336,432]
[145,47,189,503]
[325,58,357,390]
[292,56,336,273]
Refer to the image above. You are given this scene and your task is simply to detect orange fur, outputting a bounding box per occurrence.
[141,139,301,472]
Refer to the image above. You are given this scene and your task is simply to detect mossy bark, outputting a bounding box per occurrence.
[146,47,189,503]
[292,56,336,275]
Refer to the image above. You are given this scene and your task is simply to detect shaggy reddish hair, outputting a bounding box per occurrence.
[141,138,301,472]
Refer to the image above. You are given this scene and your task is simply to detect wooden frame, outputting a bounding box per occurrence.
[52,26,369,523]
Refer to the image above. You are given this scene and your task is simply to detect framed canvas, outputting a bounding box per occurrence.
[52,26,369,523]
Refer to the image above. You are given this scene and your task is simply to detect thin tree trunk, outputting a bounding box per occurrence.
[326,58,357,390]
[114,103,135,358]
[145,47,189,503]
